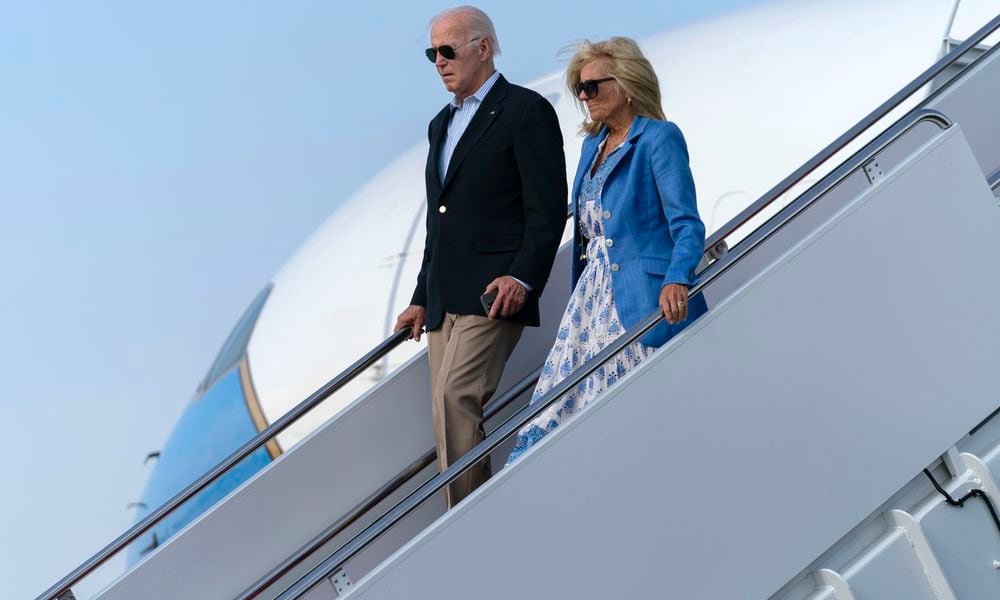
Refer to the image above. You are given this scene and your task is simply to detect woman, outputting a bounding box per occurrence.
[506,37,707,464]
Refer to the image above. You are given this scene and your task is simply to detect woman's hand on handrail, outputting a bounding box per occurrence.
[659,284,689,324]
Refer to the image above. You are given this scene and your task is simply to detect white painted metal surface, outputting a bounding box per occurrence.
[928,34,1000,177]
[772,430,1000,599]
[344,128,1000,599]
[94,250,574,600]
[245,0,998,451]
[92,3,1000,599]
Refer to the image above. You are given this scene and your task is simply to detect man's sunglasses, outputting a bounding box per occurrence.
[575,77,616,99]
[425,37,481,63]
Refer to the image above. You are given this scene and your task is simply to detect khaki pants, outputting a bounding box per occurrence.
[427,313,524,508]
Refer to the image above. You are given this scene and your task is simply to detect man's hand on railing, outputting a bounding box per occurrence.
[395,305,427,342]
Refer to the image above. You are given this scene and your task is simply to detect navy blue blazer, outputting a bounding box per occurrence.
[571,116,707,347]
[412,75,567,330]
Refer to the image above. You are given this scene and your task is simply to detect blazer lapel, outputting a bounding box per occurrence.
[426,105,451,203]
[602,115,649,184]
[440,75,509,192]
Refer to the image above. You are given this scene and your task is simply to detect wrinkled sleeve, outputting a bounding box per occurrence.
[508,96,568,293]
[650,122,705,287]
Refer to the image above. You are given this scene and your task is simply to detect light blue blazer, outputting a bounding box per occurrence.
[571,115,707,348]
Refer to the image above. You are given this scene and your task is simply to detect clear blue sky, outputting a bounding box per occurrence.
[0,1,771,597]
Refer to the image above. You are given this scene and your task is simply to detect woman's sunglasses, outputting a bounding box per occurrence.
[425,37,481,63]
[575,77,616,100]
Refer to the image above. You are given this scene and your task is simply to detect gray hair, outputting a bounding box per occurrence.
[431,6,502,57]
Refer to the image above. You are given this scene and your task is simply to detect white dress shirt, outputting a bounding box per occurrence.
[439,69,501,183]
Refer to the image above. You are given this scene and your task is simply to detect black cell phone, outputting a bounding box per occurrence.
[480,289,499,314]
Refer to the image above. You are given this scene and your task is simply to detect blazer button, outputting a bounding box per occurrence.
[603,210,611,219]
[439,205,447,214]
[610,263,620,272]
[605,239,614,247]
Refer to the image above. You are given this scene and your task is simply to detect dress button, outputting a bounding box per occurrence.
[610,263,620,272]
[603,210,611,219]
[605,239,614,247]
[439,205,447,214]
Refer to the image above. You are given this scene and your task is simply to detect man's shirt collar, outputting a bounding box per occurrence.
[450,70,500,109]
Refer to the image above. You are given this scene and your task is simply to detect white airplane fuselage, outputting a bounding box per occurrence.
[245,0,998,450]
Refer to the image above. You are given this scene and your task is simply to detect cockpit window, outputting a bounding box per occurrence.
[198,284,272,393]
[128,367,273,565]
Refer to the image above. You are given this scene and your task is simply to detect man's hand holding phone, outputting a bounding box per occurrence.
[483,276,527,320]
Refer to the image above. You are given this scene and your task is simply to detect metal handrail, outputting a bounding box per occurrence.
[237,207,585,598]
[38,328,412,600]
[273,106,954,598]
[702,11,1000,257]
[270,15,1000,593]
[45,199,573,600]
[234,366,541,600]
[44,10,998,598]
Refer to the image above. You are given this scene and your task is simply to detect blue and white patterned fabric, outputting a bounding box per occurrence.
[507,136,654,465]
[569,116,706,348]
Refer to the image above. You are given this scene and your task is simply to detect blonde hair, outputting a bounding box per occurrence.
[565,37,665,135]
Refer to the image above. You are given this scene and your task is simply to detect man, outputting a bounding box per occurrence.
[395,6,567,508]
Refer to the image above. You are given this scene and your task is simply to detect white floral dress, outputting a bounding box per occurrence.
[507,137,654,465]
